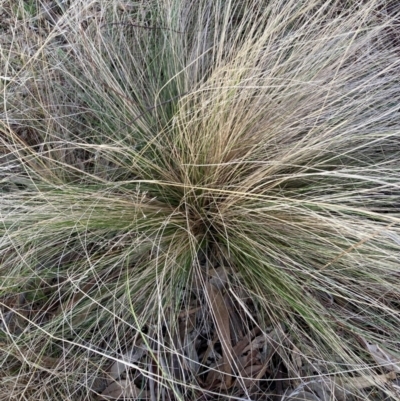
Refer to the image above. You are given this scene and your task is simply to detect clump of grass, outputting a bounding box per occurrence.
[1,0,400,400]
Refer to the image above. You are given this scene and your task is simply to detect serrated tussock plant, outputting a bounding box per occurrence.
[1,0,400,400]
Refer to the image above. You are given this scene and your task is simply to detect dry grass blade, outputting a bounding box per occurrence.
[284,391,322,401]
[286,372,397,401]
[1,0,400,400]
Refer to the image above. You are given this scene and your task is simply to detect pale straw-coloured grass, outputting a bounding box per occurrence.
[1,1,400,400]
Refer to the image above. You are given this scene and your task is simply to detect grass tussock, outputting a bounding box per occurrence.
[1,0,400,400]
